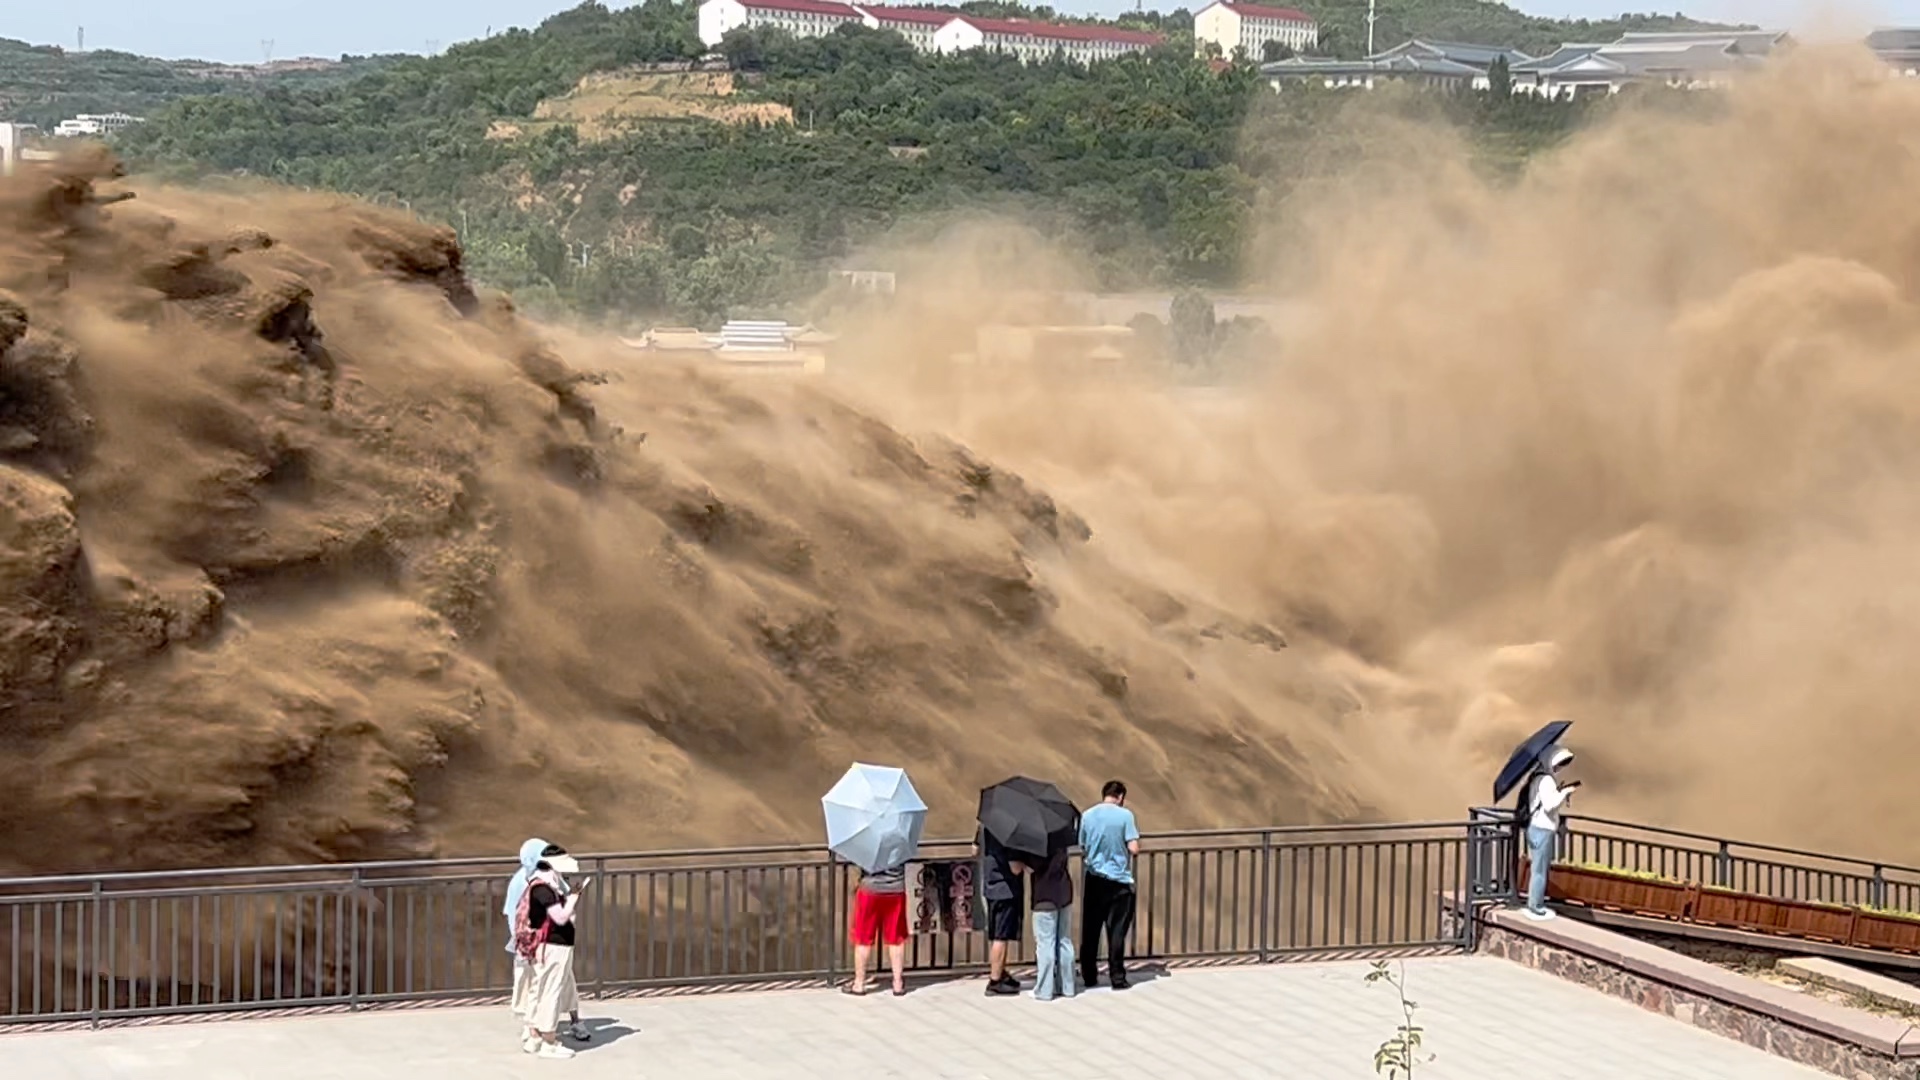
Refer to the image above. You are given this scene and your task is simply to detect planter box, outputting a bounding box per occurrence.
[1851,911,1920,954]
[1527,860,1920,957]
[1546,863,1697,920]
[1692,888,1857,943]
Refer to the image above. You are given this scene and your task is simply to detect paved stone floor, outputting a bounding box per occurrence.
[3,958,1828,1079]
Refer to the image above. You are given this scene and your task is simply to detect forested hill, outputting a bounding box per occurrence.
[106,1,1736,324]
[0,38,400,129]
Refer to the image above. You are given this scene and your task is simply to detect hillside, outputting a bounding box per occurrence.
[0,152,1377,875]
[111,0,1730,324]
[0,38,400,129]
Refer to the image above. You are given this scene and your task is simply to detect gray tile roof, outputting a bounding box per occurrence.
[1372,38,1533,67]
[1510,44,1604,73]
[1261,53,1482,78]
[1612,30,1788,56]
[1867,27,1920,52]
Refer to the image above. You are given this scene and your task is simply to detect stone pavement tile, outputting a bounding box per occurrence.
[0,957,1836,1079]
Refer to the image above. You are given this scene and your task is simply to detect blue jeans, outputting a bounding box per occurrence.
[1526,825,1556,913]
[1032,907,1077,1000]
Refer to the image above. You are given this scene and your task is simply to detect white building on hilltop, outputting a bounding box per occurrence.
[931,15,1163,63]
[53,112,144,137]
[699,0,868,48]
[696,0,1165,63]
[1192,2,1317,60]
[864,6,953,50]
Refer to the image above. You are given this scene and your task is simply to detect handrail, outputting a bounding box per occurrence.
[0,822,1480,1025]
[0,820,1480,890]
[1562,814,1920,878]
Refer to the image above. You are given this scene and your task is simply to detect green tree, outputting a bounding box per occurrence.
[1169,289,1216,366]
[1488,55,1513,100]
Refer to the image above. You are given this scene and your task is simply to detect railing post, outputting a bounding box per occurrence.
[1460,828,1477,952]
[593,857,607,1001]
[1873,865,1888,909]
[89,879,102,1030]
[348,869,361,1013]
[1258,830,1272,963]
[825,851,840,987]
[1714,841,1732,889]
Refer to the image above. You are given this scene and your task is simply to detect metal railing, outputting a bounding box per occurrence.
[1465,808,1920,914]
[0,821,1474,1027]
[1559,815,1920,912]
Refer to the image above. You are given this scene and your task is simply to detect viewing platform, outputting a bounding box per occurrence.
[0,959,1826,1079]
[7,814,1920,1077]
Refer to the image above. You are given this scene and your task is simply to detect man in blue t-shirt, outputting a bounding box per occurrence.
[1077,780,1141,990]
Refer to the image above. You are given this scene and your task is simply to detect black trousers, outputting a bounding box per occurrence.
[1079,872,1136,985]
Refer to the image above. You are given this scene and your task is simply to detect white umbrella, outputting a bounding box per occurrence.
[822,763,928,874]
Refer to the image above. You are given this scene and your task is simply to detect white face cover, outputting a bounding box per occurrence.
[1547,747,1574,772]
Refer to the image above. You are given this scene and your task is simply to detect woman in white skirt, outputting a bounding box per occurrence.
[506,840,590,1056]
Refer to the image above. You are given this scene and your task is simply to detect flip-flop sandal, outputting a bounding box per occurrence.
[891,987,907,997]
[841,983,867,996]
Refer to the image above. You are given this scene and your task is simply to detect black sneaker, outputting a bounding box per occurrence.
[985,977,1020,996]
[1110,977,1131,991]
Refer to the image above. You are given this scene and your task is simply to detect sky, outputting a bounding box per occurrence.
[9,0,1920,63]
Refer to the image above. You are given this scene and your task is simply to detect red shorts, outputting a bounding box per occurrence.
[850,889,908,946]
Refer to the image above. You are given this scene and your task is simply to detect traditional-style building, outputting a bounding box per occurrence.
[1510,31,1787,99]
[1261,39,1530,93]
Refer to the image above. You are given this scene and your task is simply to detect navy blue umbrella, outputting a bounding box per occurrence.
[1492,719,1573,803]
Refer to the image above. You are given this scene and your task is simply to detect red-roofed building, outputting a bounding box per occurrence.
[863,6,956,50]
[699,0,869,48]
[1192,1,1317,60]
[932,14,1165,63]
[696,0,1168,63]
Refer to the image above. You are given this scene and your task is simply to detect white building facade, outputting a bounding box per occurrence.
[865,6,950,50]
[696,0,1164,62]
[931,15,1162,63]
[698,0,868,47]
[52,112,144,138]
[1192,2,1317,60]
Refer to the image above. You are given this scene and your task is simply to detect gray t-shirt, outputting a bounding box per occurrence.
[862,865,906,894]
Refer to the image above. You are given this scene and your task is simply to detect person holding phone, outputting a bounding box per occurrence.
[511,842,593,1057]
[1524,747,1580,921]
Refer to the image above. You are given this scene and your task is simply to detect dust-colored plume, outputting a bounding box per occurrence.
[5,45,1920,875]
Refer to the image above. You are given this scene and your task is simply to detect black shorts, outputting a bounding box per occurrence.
[987,898,1022,942]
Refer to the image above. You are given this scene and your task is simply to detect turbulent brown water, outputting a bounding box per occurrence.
[5,48,1920,876]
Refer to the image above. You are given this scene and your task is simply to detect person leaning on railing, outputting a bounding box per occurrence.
[845,860,910,997]
[1079,780,1141,990]
[977,826,1026,997]
[1524,748,1580,921]
[1014,841,1078,1001]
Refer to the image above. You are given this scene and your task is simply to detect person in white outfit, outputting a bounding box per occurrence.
[1524,746,1580,920]
[505,840,591,1049]
[511,843,590,1058]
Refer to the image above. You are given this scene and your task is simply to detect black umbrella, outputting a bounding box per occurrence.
[1492,719,1573,803]
[978,776,1079,858]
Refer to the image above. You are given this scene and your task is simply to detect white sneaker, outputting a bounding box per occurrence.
[536,1042,577,1060]
[1523,908,1556,921]
[521,1034,539,1055]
